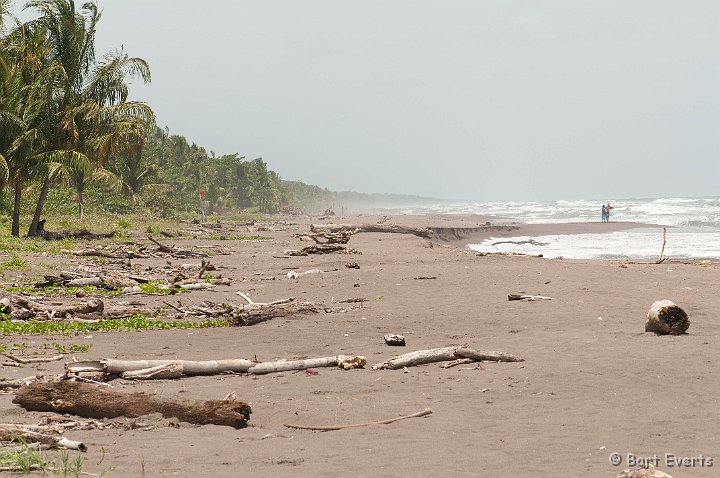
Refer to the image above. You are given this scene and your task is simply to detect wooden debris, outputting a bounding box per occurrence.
[372,346,524,370]
[296,230,357,244]
[310,223,433,239]
[284,408,432,431]
[5,354,63,364]
[148,235,206,258]
[656,227,667,264]
[645,300,689,335]
[0,424,86,451]
[66,358,255,376]
[475,252,544,258]
[230,293,318,326]
[0,375,41,389]
[286,244,359,256]
[383,334,406,346]
[413,276,436,280]
[491,238,548,246]
[507,294,554,301]
[247,355,366,375]
[13,381,251,429]
[338,297,368,304]
[345,262,360,269]
[617,466,673,478]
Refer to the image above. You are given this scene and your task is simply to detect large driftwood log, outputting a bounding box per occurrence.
[13,381,251,429]
[372,346,524,370]
[66,358,255,375]
[231,295,318,326]
[645,300,689,335]
[310,223,432,239]
[9,296,104,318]
[296,230,357,244]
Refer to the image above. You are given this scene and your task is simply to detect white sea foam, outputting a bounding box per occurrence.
[390,196,720,259]
[468,230,720,260]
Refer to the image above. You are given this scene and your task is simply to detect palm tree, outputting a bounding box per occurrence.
[0,17,51,235]
[21,0,153,233]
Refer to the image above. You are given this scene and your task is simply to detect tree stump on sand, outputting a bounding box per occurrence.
[13,381,251,429]
[645,300,689,335]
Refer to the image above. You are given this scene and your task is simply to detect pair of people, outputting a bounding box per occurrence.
[601,203,614,222]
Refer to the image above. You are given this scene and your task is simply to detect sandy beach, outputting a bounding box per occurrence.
[1,214,718,477]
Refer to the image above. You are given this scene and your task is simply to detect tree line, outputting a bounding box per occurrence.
[0,0,433,233]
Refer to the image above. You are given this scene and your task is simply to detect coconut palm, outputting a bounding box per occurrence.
[21,0,153,232]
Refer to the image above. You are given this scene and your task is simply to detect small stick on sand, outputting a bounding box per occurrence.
[656,227,667,264]
[284,408,432,431]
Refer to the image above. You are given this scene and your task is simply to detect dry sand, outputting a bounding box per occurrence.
[1,214,718,477]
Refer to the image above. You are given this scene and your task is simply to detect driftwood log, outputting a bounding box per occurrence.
[372,346,524,370]
[296,230,357,244]
[247,355,366,375]
[287,244,359,256]
[0,425,86,451]
[645,300,689,335]
[310,223,432,239]
[66,358,255,376]
[231,294,318,326]
[66,355,364,379]
[508,294,554,301]
[13,381,251,429]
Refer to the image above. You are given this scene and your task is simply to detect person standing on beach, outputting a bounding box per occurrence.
[606,203,614,222]
[601,204,607,222]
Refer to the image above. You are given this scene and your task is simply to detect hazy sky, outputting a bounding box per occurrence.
[10,1,720,200]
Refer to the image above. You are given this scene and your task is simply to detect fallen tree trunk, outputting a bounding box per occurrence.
[231,296,318,326]
[13,381,251,429]
[645,300,689,335]
[310,223,432,239]
[66,358,255,375]
[247,355,366,375]
[0,425,86,451]
[372,346,524,370]
[9,297,104,318]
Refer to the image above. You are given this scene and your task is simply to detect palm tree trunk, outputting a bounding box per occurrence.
[75,171,85,221]
[12,175,22,237]
[77,182,85,221]
[28,175,50,236]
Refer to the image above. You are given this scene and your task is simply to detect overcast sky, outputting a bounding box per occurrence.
[10,1,720,201]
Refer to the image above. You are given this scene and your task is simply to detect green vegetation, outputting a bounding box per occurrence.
[6,284,122,296]
[138,280,174,294]
[0,254,27,268]
[0,441,88,476]
[0,443,50,474]
[0,314,229,335]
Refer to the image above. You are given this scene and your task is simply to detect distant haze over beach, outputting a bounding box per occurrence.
[9,1,719,200]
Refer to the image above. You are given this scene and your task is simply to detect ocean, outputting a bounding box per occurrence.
[393,197,720,260]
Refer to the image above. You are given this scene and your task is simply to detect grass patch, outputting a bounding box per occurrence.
[0,314,230,335]
[138,281,175,294]
[0,443,50,474]
[6,284,122,297]
[0,254,28,269]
